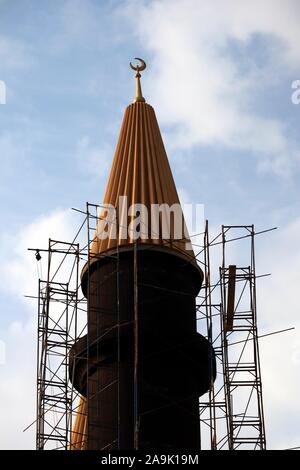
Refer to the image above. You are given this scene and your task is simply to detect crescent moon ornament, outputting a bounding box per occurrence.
[130,57,146,73]
[130,57,146,103]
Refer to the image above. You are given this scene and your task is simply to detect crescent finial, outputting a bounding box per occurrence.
[130,57,146,73]
[129,57,146,103]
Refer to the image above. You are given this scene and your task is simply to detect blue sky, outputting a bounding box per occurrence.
[0,0,299,449]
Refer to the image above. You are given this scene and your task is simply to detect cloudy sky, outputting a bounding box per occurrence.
[0,0,299,449]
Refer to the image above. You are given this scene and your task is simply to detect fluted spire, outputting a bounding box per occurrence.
[90,99,194,262]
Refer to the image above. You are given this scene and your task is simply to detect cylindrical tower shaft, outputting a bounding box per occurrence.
[70,247,214,449]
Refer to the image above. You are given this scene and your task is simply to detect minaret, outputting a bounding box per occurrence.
[70,59,215,450]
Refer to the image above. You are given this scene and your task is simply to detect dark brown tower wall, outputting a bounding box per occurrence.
[70,246,216,450]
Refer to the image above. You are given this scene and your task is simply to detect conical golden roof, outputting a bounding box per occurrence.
[90,100,195,262]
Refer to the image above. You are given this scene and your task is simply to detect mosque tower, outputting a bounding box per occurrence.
[69,59,215,450]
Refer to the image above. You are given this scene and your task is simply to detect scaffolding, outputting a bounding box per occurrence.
[220,225,266,449]
[34,238,87,450]
[199,223,268,450]
[198,221,228,450]
[30,208,269,450]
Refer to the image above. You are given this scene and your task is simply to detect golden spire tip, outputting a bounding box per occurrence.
[129,57,146,103]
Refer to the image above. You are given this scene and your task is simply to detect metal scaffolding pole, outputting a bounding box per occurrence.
[220,225,266,450]
[199,222,267,450]
[199,221,229,450]
[35,239,83,450]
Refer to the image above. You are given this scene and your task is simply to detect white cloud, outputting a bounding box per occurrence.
[121,0,300,176]
[0,209,80,299]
